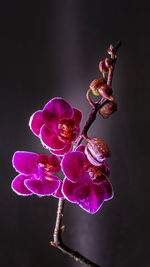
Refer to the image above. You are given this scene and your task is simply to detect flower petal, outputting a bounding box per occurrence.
[43,98,73,120]
[48,154,61,174]
[103,179,114,200]
[42,110,58,126]
[72,108,82,125]
[11,174,32,196]
[100,161,110,177]
[74,181,105,214]
[12,151,38,175]
[29,110,44,136]
[76,145,90,168]
[40,125,65,150]
[37,154,49,165]
[52,180,64,199]
[62,178,80,202]
[62,151,85,182]
[49,143,72,156]
[25,176,60,196]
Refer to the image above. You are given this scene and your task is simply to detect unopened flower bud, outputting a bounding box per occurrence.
[105,58,114,69]
[99,101,117,118]
[85,138,111,166]
[90,78,105,96]
[99,60,108,73]
[107,45,114,55]
[98,84,114,101]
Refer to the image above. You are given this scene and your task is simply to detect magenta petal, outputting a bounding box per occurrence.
[74,126,80,139]
[62,178,80,203]
[76,145,90,167]
[42,110,57,126]
[48,154,61,174]
[52,180,64,199]
[29,110,44,136]
[103,179,114,200]
[25,176,60,196]
[11,174,32,196]
[37,154,49,165]
[44,98,73,120]
[49,143,72,156]
[74,181,105,214]
[100,161,110,177]
[12,151,38,175]
[62,152,85,182]
[40,125,65,150]
[73,108,82,125]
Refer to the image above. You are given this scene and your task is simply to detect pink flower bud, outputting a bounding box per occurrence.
[98,84,114,101]
[85,138,111,166]
[99,60,108,73]
[105,58,114,69]
[99,101,117,119]
[90,78,105,96]
[107,45,114,55]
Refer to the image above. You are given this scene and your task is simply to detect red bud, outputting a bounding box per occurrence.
[105,58,114,69]
[98,84,114,100]
[99,101,117,118]
[99,60,108,73]
[90,78,105,96]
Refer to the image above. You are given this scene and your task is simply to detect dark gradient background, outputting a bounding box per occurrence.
[1,0,150,267]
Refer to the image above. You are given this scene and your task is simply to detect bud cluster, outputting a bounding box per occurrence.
[87,43,119,119]
[99,57,114,74]
[84,42,121,170]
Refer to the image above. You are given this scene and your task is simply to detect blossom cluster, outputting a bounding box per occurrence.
[11,97,113,213]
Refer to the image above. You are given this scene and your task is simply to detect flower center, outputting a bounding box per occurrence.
[38,162,53,171]
[87,166,105,183]
[38,163,53,180]
[58,119,75,141]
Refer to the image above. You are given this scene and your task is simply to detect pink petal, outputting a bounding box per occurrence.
[40,125,65,150]
[103,179,114,200]
[62,152,85,182]
[74,181,105,214]
[76,145,90,168]
[72,108,82,125]
[29,110,44,136]
[100,161,110,177]
[48,154,61,174]
[74,126,80,140]
[42,110,58,126]
[62,178,80,203]
[52,180,64,199]
[37,154,49,165]
[25,176,60,196]
[63,178,105,213]
[49,143,72,156]
[43,98,73,120]
[11,174,32,196]
[12,151,38,175]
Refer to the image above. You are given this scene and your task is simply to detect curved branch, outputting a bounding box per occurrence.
[51,41,121,267]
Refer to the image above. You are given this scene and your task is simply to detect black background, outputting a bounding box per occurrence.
[1,0,150,267]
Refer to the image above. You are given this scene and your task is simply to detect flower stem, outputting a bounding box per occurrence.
[51,41,121,266]
[52,198,100,266]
